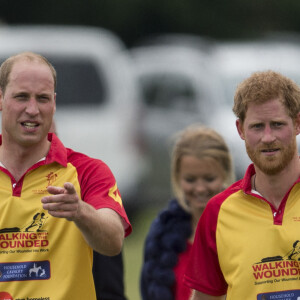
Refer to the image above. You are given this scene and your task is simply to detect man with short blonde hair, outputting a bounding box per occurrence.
[0,52,131,299]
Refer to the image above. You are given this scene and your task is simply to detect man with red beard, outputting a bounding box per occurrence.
[184,71,300,300]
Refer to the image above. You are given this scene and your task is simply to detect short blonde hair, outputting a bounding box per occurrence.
[0,51,57,94]
[170,124,234,211]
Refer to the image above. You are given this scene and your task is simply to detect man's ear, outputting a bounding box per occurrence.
[295,112,300,135]
[53,92,56,114]
[0,89,3,111]
[236,119,245,140]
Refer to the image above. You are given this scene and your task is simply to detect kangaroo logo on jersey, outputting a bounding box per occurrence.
[32,171,58,194]
[46,172,58,187]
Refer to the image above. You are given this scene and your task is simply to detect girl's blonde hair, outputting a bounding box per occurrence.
[170,124,234,211]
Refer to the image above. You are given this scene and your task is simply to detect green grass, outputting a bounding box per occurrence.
[123,206,161,300]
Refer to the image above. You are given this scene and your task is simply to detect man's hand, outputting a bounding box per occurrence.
[41,182,124,255]
[41,182,81,221]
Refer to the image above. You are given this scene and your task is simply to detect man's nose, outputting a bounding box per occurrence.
[261,125,276,143]
[25,97,39,115]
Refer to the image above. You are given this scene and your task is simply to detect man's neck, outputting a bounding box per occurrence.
[254,156,300,209]
[0,139,51,182]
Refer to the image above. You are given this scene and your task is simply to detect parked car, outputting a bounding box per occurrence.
[212,38,300,108]
[130,42,243,204]
[0,25,147,208]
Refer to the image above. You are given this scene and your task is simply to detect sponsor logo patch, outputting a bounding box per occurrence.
[0,261,50,282]
[257,289,300,299]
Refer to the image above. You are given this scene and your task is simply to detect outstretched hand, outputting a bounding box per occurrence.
[41,182,81,221]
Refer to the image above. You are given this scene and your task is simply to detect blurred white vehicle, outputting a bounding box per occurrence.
[0,25,146,207]
[130,42,242,203]
[212,37,300,177]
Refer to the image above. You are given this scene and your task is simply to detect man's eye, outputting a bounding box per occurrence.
[38,96,50,102]
[15,95,27,100]
[252,124,263,129]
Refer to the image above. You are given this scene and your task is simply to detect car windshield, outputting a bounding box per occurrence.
[139,73,199,112]
[48,56,107,106]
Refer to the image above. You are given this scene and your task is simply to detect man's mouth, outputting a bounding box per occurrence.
[261,149,279,152]
[22,122,38,128]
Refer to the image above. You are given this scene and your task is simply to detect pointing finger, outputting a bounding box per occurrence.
[63,182,76,195]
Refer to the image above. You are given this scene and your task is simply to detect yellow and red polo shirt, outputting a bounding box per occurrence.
[0,133,131,300]
[184,164,300,299]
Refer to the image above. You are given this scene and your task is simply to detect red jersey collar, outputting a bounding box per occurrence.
[0,133,68,168]
[240,160,300,194]
[45,133,68,167]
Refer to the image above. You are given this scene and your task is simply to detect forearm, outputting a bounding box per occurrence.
[42,183,125,255]
[74,203,125,256]
[190,290,226,300]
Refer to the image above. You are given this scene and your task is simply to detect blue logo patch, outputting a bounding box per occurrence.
[258,290,300,300]
[0,261,50,282]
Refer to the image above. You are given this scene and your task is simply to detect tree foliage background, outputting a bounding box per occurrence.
[1,0,300,46]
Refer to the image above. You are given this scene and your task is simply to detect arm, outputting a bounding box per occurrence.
[41,182,125,256]
[93,251,127,300]
[190,290,226,300]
